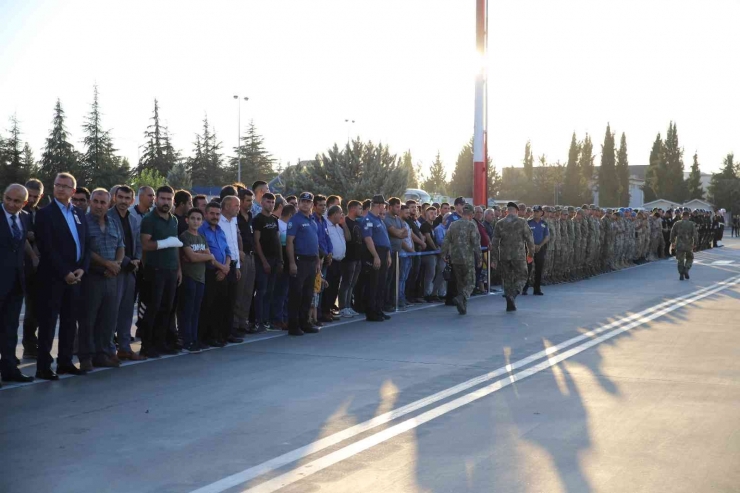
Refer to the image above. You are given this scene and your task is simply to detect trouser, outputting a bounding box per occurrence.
[353,263,367,313]
[233,254,256,330]
[406,255,421,300]
[364,247,389,317]
[199,267,237,342]
[385,251,399,307]
[432,254,447,296]
[676,250,694,274]
[445,264,458,304]
[524,247,546,293]
[114,271,136,353]
[499,258,528,299]
[37,275,81,370]
[663,233,672,256]
[421,254,437,297]
[139,266,178,352]
[398,256,412,305]
[453,263,476,300]
[321,259,342,316]
[255,257,280,324]
[22,268,38,351]
[288,256,318,330]
[178,276,205,346]
[78,272,119,361]
[338,259,361,310]
[271,270,290,324]
[0,283,23,376]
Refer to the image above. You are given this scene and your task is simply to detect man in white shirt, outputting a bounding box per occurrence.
[217,195,243,344]
[322,205,347,318]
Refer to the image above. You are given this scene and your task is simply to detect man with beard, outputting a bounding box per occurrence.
[491,201,534,312]
[138,186,182,358]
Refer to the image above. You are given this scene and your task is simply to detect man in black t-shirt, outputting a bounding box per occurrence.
[343,200,364,315]
[662,210,675,257]
[253,193,283,329]
[234,189,257,333]
[420,207,442,301]
[405,200,426,303]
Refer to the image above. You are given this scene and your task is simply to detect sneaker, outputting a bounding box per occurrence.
[184,343,202,353]
[348,308,360,316]
[254,324,267,334]
[341,309,354,318]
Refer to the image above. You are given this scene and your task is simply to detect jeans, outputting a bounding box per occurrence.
[338,259,361,309]
[178,276,205,346]
[78,272,119,361]
[114,271,136,353]
[288,256,318,330]
[255,257,279,324]
[421,254,437,297]
[398,257,412,305]
[271,270,290,324]
[432,255,447,297]
[385,250,399,307]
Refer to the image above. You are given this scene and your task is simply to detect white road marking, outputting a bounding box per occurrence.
[190,275,740,493]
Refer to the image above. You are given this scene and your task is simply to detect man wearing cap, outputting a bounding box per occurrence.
[670,210,698,280]
[491,202,535,312]
[522,206,548,295]
[286,192,322,336]
[362,195,392,322]
[441,204,481,315]
[444,197,466,229]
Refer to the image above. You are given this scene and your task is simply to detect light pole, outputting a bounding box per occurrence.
[234,95,249,183]
[344,119,355,146]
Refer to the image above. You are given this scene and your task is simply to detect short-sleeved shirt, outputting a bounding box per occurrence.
[288,212,320,256]
[383,214,404,253]
[175,214,188,236]
[362,212,391,249]
[253,212,281,260]
[180,231,208,283]
[420,221,436,252]
[140,211,179,270]
[527,218,550,245]
[86,213,124,274]
[405,217,423,252]
[344,217,364,262]
[237,212,254,254]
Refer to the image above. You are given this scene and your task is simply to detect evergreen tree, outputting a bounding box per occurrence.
[661,121,687,202]
[189,116,225,187]
[487,164,502,200]
[562,132,582,205]
[0,114,31,186]
[400,150,418,188]
[708,153,740,211]
[421,152,447,194]
[132,168,167,191]
[290,138,408,199]
[167,159,192,190]
[616,132,630,206]
[523,140,534,181]
[40,99,80,189]
[597,123,619,206]
[449,141,474,197]
[80,85,124,187]
[137,99,179,178]
[230,120,276,186]
[643,133,663,203]
[578,134,594,203]
[21,143,37,177]
[686,152,704,200]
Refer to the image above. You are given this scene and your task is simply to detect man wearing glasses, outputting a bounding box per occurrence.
[71,187,90,211]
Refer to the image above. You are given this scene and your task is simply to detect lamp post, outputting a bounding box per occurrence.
[344,119,355,145]
[234,95,249,183]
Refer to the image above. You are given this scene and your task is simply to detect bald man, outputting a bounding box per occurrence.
[1,184,34,384]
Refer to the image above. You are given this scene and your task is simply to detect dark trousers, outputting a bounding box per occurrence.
[37,276,81,370]
[0,282,23,376]
[384,250,398,307]
[406,255,421,300]
[178,276,205,346]
[22,269,38,351]
[270,270,290,324]
[524,247,546,293]
[288,256,318,330]
[255,258,279,324]
[364,246,389,317]
[445,265,458,304]
[139,266,178,351]
[78,272,119,361]
[199,268,237,342]
[353,264,367,313]
[321,260,342,316]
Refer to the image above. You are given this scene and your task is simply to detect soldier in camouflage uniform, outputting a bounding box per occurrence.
[491,202,535,312]
[544,207,558,284]
[589,205,601,276]
[560,208,571,281]
[670,210,698,281]
[442,204,482,315]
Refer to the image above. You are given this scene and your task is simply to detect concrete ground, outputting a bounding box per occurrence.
[2,238,739,493]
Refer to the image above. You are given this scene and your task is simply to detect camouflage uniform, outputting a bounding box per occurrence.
[602,212,615,271]
[560,210,571,280]
[442,211,481,312]
[491,215,535,299]
[545,209,558,283]
[670,218,698,276]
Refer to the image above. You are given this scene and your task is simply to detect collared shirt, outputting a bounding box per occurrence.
[237,211,254,253]
[219,214,240,268]
[362,211,391,249]
[3,204,24,239]
[326,221,346,261]
[444,211,462,229]
[287,211,319,256]
[119,210,135,259]
[199,223,232,266]
[527,218,549,245]
[86,213,124,264]
[312,212,333,257]
[55,198,82,261]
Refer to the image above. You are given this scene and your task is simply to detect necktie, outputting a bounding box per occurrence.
[10,214,22,243]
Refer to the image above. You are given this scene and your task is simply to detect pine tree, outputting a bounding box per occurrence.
[616,132,630,206]
[578,134,594,203]
[523,140,534,181]
[644,133,663,203]
[661,121,687,202]
[449,140,474,197]
[597,123,619,206]
[686,152,704,200]
[137,99,179,178]
[487,164,502,200]
[708,153,740,211]
[40,99,80,189]
[189,116,225,187]
[421,152,447,194]
[21,143,37,177]
[80,85,125,187]
[132,168,167,191]
[0,114,31,186]
[562,132,582,205]
[400,150,418,188]
[167,159,192,190]
[230,120,276,186]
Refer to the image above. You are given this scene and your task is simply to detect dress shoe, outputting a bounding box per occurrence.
[22,348,38,360]
[79,358,94,372]
[288,329,305,336]
[381,313,391,320]
[158,346,180,355]
[207,339,226,348]
[366,315,384,322]
[140,347,161,358]
[93,355,120,368]
[302,326,320,334]
[117,349,146,361]
[227,336,244,344]
[2,371,35,383]
[35,369,59,381]
[57,365,87,376]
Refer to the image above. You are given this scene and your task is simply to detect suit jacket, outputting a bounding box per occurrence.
[0,209,29,297]
[36,201,89,282]
[107,207,142,267]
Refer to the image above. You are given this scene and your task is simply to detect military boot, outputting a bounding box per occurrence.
[505,296,516,312]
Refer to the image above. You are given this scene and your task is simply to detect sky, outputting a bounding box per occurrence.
[0,0,738,181]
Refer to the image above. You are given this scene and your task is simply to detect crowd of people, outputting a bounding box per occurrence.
[0,172,728,385]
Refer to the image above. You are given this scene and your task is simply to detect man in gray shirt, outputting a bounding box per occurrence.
[383,197,408,310]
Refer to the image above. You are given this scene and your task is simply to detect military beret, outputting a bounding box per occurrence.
[506,201,518,209]
[462,204,475,213]
[567,206,575,212]
[589,205,597,210]
[581,204,589,210]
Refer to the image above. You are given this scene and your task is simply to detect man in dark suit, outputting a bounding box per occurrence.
[21,178,43,359]
[35,172,89,380]
[0,184,34,385]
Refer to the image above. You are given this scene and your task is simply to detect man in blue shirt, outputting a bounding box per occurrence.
[444,196,466,229]
[362,195,392,322]
[198,201,236,347]
[311,195,334,323]
[523,205,549,296]
[286,192,321,336]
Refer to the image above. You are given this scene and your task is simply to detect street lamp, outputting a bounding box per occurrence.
[234,95,249,183]
[344,119,355,145]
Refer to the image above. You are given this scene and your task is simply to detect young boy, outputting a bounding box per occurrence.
[178,208,214,352]
[309,272,329,327]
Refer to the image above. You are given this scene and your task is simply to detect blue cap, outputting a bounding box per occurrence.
[299,192,314,201]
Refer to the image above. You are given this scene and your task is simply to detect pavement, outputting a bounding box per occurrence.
[2,238,740,493]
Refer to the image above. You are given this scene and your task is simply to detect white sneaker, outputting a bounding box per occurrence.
[348,308,359,316]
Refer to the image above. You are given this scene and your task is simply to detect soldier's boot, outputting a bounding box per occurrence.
[680,273,685,281]
[685,271,690,280]
[505,296,516,312]
[454,295,465,315]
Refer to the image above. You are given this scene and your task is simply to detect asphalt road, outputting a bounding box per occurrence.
[2,239,740,493]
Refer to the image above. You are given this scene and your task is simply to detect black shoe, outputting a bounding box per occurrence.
[22,348,38,360]
[680,273,685,281]
[521,289,528,296]
[254,324,267,334]
[158,346,180,355]
[380,312,391,320]
[227,336,244,344]
[35,369,59,381]
[454,296,465,315]
[684,272,690,280]
[2,371,34,383]
[57,365,87,376]
[141,347,161,358]
[506,296,517,312]
[207,339,226,348]
[366,315,384,322]
[197,341,211,350]
[533,291,544,296]
[288,329,305,336]
[184,343,201,353]
[302,326,321,334]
